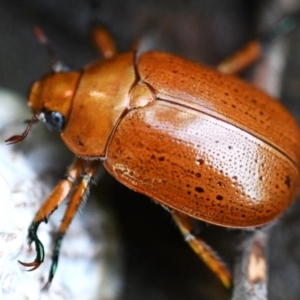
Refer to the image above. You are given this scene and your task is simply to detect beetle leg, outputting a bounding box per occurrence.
[92,25,116,59]
[45,160,100,287]
[232,229,268,300]
[217,17,297,75]
[19,158,86,271]
[171,211,232,288]
[217,40,262,75]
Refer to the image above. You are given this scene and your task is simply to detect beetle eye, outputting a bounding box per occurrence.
[44,111,65,132]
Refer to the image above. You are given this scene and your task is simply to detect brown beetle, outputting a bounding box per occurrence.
[6,26,300,288]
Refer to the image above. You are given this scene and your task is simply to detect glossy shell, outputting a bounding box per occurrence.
[29,51,300,228]
[103,52,300,228]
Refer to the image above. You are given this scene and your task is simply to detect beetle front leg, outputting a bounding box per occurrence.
[45,160,100,287]
[19,158,86,271]
[171,211,232,288]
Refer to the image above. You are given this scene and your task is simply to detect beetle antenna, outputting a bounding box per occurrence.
[5,113,39,144]
[33,26,69,73]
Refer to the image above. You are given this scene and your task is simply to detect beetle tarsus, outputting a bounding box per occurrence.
[42,280,52,291]
[29,222,45,263]
[19,221,45,271]
[260,15,298,44]
[45,233,64,285]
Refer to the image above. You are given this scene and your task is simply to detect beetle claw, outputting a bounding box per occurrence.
[18,260,42,271]
[19,221,46,272]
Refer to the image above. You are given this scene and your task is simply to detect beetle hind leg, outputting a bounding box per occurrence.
[171,211,232,288]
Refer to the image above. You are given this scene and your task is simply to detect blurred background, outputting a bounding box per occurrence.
[1,0,300,299]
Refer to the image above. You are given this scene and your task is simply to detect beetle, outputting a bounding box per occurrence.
[6,25,300,289]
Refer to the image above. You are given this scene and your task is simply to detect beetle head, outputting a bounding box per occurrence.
[6,27,83,144]
[5,71,81,145]
[28,71,81,132]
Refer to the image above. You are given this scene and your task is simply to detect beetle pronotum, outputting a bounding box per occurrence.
[6,24,300,290]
